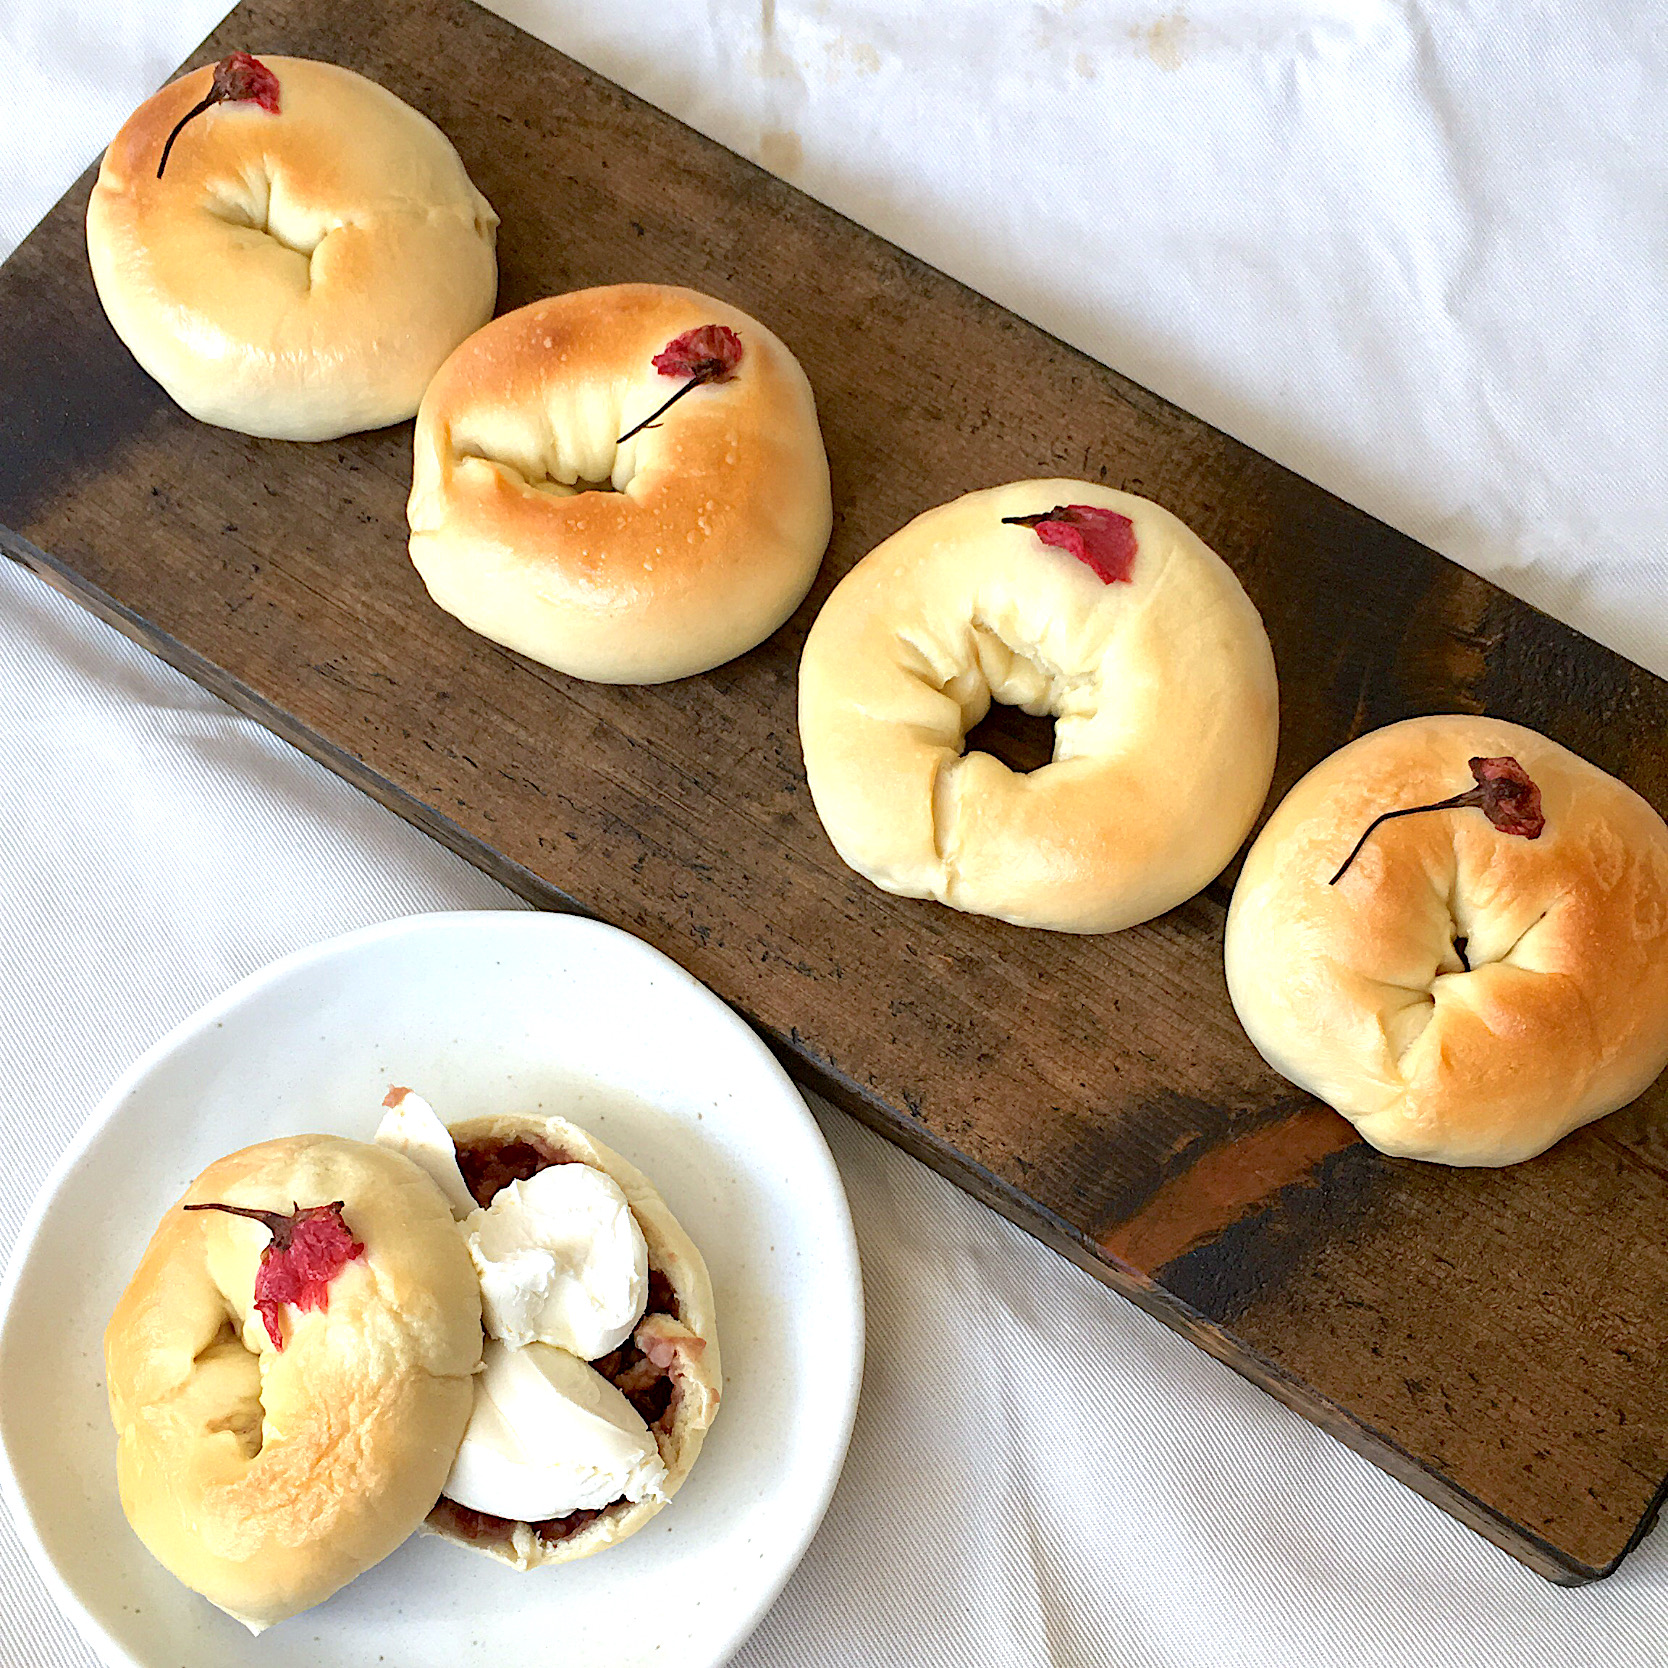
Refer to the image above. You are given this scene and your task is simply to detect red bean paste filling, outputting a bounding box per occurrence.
[434,1134,685,1548]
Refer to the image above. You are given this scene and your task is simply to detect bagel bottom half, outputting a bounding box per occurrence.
[422,1112,722,1570]
[104,1135,484,1631]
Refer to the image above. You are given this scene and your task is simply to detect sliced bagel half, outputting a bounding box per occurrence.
[422,1111,721,1568]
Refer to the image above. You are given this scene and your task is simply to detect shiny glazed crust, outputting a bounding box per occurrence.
[406,283,832,682]
[797,480,1279,932]
[104,1136,484,1631]
[86,57,498,440]
[1225,715,1668,1164]
[422,1111,722,1569]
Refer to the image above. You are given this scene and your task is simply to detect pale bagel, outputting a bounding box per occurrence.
[104,1135,484,1631]
[797,481,1280,932]
[423,1112,722,1569]
[407,284,832,682]
[1224,715,1668,1165]
[86,56,498,440]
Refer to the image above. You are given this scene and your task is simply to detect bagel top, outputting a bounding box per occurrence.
[105,1135,483,1631]
[86,56,498,440]
[1225,715,1668,1165]
[424,1111,721,1571]
[797,480,1279,933]
[407,284,832,683]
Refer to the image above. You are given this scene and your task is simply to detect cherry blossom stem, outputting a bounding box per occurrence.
[617,368,716,445]
[184,1201,292,1242]
[156,94,218,180]
[1328,790,1481,887]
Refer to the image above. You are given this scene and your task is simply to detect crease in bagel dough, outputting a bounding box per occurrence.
[205,198,324,270]
[1225,715,1668,1165]
[799,480,1279,932]
[201,158,352,266]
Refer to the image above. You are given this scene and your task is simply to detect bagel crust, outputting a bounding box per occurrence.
[1225,715,1668,1165]
[422,1112,722,1569]
[104,1136,484,1631]
[86,57,498,440]
[798,480,1279,932]
[407,284,832,682]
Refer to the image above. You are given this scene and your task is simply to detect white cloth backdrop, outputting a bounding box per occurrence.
[2,2,1666,1662]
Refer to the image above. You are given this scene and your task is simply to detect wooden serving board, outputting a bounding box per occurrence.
[4,0,1667,1587]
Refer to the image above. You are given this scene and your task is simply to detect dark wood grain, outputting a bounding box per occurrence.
[4,0,1667,1585]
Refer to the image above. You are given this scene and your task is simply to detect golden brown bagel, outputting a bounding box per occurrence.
[105,1136,483,1631]
[86,56,498,440]
[798,480,1279,932]
[407,284,832,682]
[1225,715,1668,1164]
[423,1111,721,1569]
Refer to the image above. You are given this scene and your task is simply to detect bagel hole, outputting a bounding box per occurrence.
[962,703,1057,773]
[455,452,628,499]
[192,1315,251,1362]
[206,1399,265,1459]
[532,474,620,498]
[195,1318,266,1458]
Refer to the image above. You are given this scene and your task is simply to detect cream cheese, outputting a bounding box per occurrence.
[374,1086,476,1219]
[463,1161,648,1357]
[443,1338,668,1521]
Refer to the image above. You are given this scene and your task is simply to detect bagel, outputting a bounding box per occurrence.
[423,1111,722,1569]
[104,1135,484,1631]
[86,55,498,440]
[1224,715,1668,1165]
[406,284,832,682]
[797,480,1279,932]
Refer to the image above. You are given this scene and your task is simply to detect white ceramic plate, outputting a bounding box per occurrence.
[0,910,863,1668]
